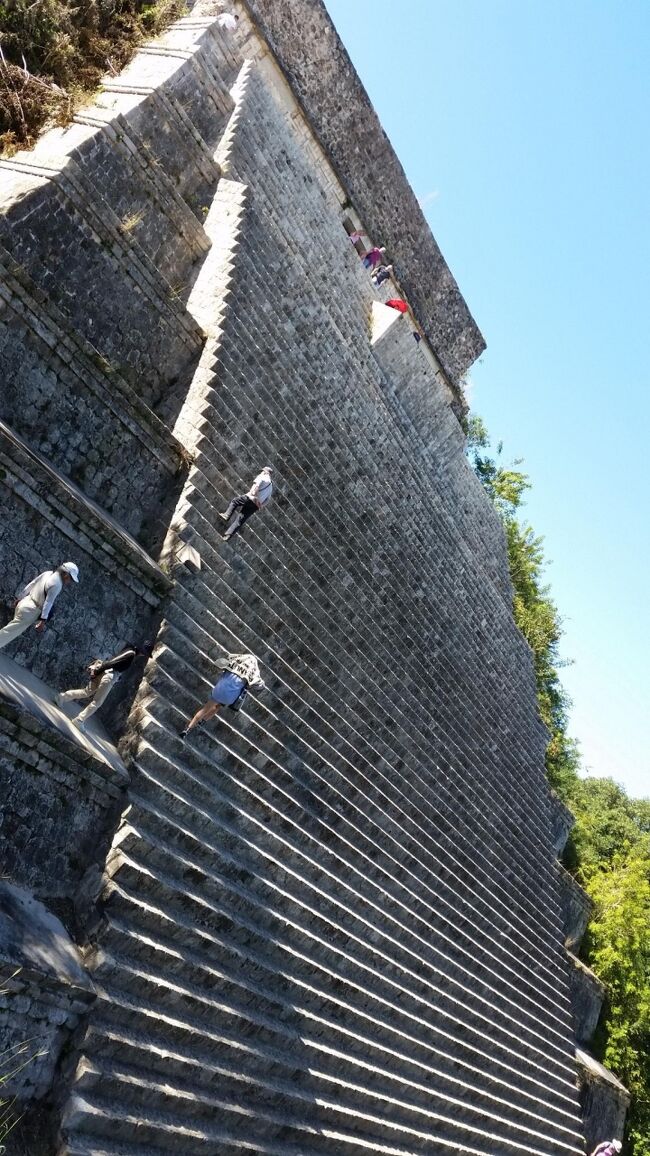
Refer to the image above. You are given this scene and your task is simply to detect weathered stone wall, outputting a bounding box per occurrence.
[0,250,186,549]
[0,703,127,924]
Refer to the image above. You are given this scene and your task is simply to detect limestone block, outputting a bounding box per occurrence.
[176,543,202,573]
[558,863,593,951]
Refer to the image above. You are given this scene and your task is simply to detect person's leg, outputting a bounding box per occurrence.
[219,494,245,523]
[223,499,257,540]
[0,600,40,650]
[58,685,93,705]
[76,672,115,724]
[180,700,221,736]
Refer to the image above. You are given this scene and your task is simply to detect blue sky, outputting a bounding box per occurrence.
[325,0,649,799]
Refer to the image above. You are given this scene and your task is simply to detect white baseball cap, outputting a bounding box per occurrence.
[61,562,80,583]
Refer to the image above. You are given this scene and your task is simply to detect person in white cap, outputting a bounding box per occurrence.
[591,1141,623,1155]
[218,466,273,542]
[0,563,79,650]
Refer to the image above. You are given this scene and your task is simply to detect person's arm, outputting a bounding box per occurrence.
[249,674,266,691]
[91,648,136,675]
[34,574,61,631]
[40,576,61,620]
[248,473,265,501]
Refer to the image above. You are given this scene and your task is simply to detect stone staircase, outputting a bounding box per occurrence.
[0,8,589,1156]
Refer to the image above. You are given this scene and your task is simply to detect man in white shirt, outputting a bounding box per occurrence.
[0,562,80,650]
[219,467,273,542]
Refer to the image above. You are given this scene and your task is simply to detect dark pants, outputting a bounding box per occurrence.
[223,495,258,538]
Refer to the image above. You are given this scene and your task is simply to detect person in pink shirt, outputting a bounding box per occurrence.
[362,245,386,270]
[591,1141,623,1156]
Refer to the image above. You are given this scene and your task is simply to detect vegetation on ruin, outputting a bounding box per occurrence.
[467,416,650,1156]
[0,0,187,154]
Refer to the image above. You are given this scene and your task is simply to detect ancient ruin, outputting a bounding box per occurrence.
[0,3,627,1152]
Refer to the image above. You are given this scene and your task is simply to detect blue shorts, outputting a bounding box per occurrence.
[211,671,246,705]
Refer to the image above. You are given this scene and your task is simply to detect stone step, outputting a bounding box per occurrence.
[221,69,513,595]
[81,958,583,1144]
[0,244,186,548]
[158,522,566,966]
[167,480,562,873]
[145,552,562,994]
[92,877,584,1143]
[137,645,574,1047]
[64,1051,580,1156]
[101,798,579,1106]
[177,257,560,865]
[172,436,557,869]
[61,1061,582,1156]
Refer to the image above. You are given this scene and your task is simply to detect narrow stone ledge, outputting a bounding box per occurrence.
[557,863,593,951]
[566,952,605,1045]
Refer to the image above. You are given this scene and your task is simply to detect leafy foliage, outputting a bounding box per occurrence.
[569,782,650,1156]
[467,415,650,1154]
[0,0,187,151]
[466,415,579,792]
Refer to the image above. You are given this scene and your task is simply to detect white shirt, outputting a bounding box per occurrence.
[247,471,273,507]
[18,570,63,620]
[226,653,265,690]
[217,12,237,30]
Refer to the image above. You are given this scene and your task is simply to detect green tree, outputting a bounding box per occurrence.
[467,416,649,1154]
[466,415,579,791]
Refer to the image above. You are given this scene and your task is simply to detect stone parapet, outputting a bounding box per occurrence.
[0,248,187,551]
[576,1048,629,1154]
[566,952,605,1045]
[241,0,485,399]
[0,702,127,917]
[557,862,593,951]
[549,789,576,855]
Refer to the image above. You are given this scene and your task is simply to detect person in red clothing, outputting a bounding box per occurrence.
[386,299,408,313]
[362,245,386,270]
